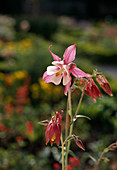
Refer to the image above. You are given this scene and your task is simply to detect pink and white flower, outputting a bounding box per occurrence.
[43,44,90,95]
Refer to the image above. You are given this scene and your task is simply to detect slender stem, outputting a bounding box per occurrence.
[61,134,65,170]
[73,86,85,119]
[65,122,73,167]
[65,96,69,141]
[94,151,105,170]
[65,87,85,170]
[94,142,117,170]
[63,134,74,145]
[65,89,72,170]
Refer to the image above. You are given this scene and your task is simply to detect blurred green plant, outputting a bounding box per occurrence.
[0,15,15,41]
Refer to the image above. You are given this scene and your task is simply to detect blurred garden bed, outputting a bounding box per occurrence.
[0,14,117,169]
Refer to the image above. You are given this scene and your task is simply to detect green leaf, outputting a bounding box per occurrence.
[68,150,77,159]
[76,115,91,120]
[51,112,56,117]
[70,115,91,125]
[88,154,97,163]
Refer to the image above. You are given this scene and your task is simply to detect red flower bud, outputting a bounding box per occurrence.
[75,138,85,151]
[96,75,113,96]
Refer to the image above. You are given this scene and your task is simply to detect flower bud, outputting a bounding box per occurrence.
[96,75,113,96]
[75,137,85,151]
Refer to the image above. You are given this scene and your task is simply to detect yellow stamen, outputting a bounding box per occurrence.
[56,70,62,77]
[51,133,56,142]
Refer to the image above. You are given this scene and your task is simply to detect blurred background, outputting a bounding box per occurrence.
[0,0,117,169]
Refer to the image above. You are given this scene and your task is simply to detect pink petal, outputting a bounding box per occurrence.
[47,66,60,75]
[63,44,76,64]
[70,66,90,78]
[43,71,53,83]
[49,45,61,61]
[64,79,71,95]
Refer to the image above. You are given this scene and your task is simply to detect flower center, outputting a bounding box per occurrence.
[56,70,62,77]
[56,65,68,77]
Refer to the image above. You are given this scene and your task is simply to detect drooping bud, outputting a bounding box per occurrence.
[111,145,117,150]
[96,75,113,96]
[75,137,85,151]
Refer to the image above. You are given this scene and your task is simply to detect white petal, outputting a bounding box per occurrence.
[52,60,64,66]
[63,64,69,71]
[63,72,70,85]
[50,74,63,85]
[47,66,60,75]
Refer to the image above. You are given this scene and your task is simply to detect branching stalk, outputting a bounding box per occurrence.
[94,142,117,170]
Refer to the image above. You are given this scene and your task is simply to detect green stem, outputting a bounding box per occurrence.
[61,134,65,170]
[73,87,85,119]
[65,122,73,169]
[63,134,74,145]
[65,97,69,139]
[65,96,69,149]
[65,87,85,170]
[65,89,72,170]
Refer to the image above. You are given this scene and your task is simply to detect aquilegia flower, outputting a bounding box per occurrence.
[43,44,90,95]
[80,77,102,102]
[45,111,63,146]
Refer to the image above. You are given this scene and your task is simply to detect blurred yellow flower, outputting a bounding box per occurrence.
[38,78,52,91]
[13,70,28,79]
[6,42,15,50]
[21,39,32,48]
